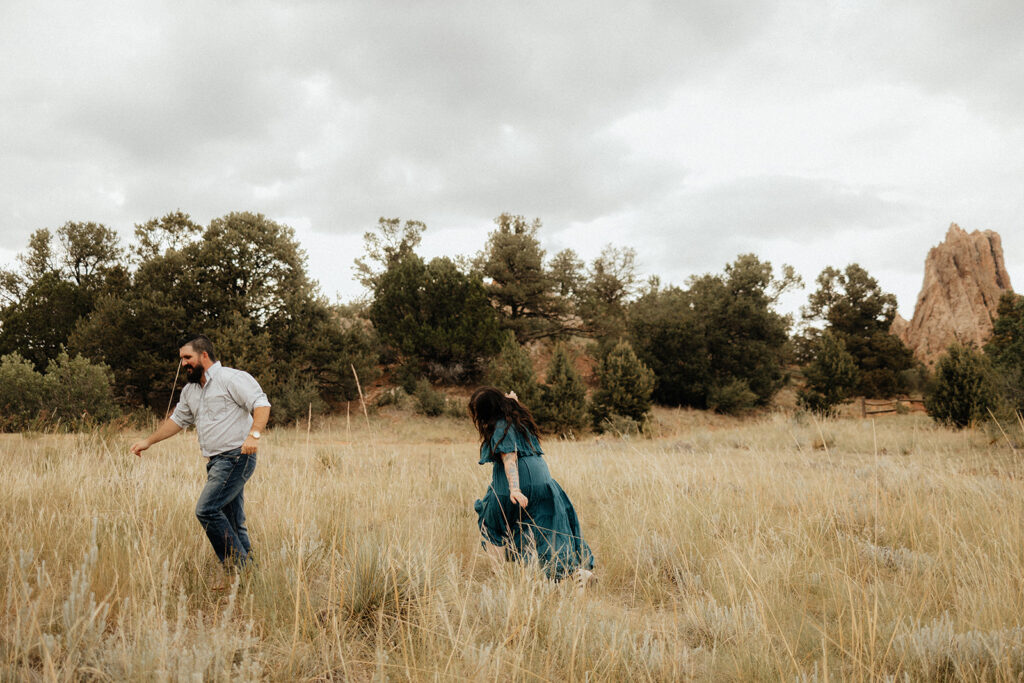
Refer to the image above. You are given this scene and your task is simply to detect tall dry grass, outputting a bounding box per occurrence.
[2,407,1024,680]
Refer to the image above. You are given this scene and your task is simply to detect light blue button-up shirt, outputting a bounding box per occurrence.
[170,362,271,458]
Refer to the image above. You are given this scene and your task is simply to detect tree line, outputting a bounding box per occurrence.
[1,210,1018,432]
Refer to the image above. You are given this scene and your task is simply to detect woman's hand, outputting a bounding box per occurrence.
[509,488,529,507]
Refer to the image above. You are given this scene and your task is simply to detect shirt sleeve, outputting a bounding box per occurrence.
[226,370,271,413]
[169,391,194,429]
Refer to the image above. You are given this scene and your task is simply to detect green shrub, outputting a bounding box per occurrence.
[707,379,758,415]
[42,351,117,429]
[536,344,588,436]
[413,380,446,417]
[269,371,327,426]
[0,351,118,431]
[0,352,47,431]
[925,344,998,428]
[590,340,654,430]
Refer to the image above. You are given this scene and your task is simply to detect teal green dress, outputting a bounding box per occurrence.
[474,419,594,579]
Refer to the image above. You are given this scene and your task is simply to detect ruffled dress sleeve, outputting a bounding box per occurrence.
[478,418,519,464]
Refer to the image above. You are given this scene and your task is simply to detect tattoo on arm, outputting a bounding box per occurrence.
[501,452,520,491]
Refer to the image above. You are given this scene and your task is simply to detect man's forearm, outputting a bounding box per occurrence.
[251,406,269,433]
[145,418,183,447]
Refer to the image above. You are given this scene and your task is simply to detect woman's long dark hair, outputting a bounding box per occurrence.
[468,386,541,450]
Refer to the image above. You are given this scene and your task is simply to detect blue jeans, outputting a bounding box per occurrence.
[196,448,256,566]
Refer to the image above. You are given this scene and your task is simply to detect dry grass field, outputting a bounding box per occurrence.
[3,406,1024,681]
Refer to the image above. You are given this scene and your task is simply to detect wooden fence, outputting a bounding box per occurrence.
[860,397,926,417]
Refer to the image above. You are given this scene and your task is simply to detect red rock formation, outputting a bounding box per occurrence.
[897,223,1013,365]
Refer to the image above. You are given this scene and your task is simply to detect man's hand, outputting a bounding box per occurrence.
[129,418,182,458]
[241,435,259,455]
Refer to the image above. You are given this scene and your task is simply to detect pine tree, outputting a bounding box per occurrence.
[591,340,655,429]
[536,344,587,436]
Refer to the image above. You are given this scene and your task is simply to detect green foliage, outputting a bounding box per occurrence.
[591,341,655,429]
[629,254,797,409]
[548,249,584,298]
[64,212,378,419]
[536,344,588,436]
[0,351,115,431]
[486,333,541,409]
[477,213,568,342]
[628,285,708,407]
[353,217,426,289]
[576,245,638,341]
[803,264,914,398]
[270,371,328,426]
[43,351,117,427]
[0,353,47,430]
[925,344,998,428]
[798,331,859,415]
[0,273,92,370]
[0,222,125,369]
[984,292,1024,412]
[370,253,502,381]
[707,379,758,415]
[413,380,446,417]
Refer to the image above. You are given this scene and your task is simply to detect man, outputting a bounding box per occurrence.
[130,334,270,573]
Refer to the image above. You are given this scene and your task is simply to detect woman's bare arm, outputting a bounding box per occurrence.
[501,452,528,506]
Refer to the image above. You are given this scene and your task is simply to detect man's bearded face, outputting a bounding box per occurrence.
[185,361,204,384]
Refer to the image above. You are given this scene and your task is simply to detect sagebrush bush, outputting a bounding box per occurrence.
[925,344,997,428]
[413,379,446,417]
[536,344,587,436]
[590,340,654,429]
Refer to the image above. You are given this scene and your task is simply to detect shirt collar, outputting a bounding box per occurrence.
[204,361,222,384]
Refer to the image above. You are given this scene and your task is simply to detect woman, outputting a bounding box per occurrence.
[470,386,594,581]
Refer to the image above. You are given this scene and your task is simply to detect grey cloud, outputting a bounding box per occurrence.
[1,0,777,251]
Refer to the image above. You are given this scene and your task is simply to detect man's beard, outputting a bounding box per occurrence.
[185,363,204,384]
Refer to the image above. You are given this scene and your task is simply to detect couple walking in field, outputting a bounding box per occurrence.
[131,335,595,586]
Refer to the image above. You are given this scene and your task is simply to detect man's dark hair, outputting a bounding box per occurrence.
[179,334,218,362]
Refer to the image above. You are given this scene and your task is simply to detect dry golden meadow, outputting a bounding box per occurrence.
[3,406,1024,681]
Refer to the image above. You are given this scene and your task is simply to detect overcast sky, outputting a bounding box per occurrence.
[2,0,1021,320]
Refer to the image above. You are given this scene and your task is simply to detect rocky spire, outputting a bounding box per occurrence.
[895,223,1013,365]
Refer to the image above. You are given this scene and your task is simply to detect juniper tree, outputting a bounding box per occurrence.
[487,332,541,409]
[925,344,997,428]
[798,330,859,415]
[537,344,588,436]
[591,340,655,429]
